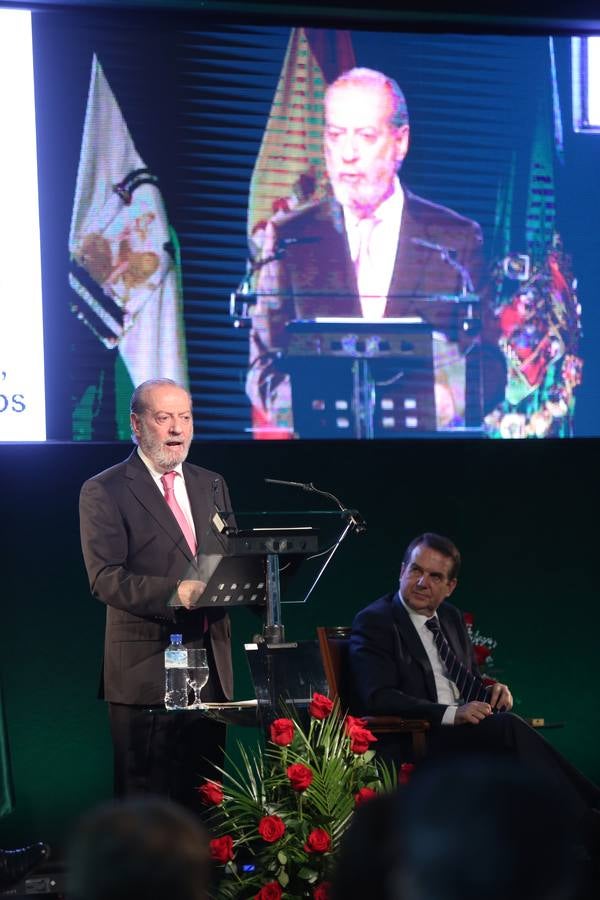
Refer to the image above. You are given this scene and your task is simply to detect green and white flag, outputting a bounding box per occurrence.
[0,685,14,818]
[69,55,188,438]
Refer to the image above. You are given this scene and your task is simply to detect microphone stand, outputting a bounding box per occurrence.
[411,237,475,296]
[264,478,366,607]
[229,247,288,326]
[229,237,320,325]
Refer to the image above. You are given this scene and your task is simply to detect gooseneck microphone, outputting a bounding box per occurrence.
[277,236,322,247]
[411,236,474,294]
[264,477,314,490]
[412,237,455,254]
[264,477,367,534]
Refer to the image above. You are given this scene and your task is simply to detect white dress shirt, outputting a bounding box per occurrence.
[342,182,466,428]
[137,447,197,543]
[344,178,404,320]
[400,594,460,725]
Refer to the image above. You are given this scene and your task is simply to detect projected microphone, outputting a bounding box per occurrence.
[412,237,455,254]
[278,236,322,247]
[411,237,474,294]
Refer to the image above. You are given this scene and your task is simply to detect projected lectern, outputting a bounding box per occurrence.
[283,297,482,438]
[285,318,436,438]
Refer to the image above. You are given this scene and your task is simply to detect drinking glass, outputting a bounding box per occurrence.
[187,648,209,708]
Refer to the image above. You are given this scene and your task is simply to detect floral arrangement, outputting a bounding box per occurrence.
[463,612,498,673]
[484,234,583,439]
[200,693,403,899]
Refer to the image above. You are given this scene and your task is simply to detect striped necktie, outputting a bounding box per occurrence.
[426,617,490,703]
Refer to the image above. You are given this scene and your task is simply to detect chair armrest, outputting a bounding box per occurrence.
[363,716,430,735]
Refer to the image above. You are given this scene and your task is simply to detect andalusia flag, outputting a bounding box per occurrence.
[69,55,188,438]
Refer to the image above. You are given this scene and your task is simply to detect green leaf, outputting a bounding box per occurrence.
[297,866,318,880]
[277,851,288,865]
[278,870,289,887]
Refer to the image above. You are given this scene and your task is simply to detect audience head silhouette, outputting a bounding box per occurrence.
[392,755,580,900]
[333,755,581,900]
[67,796,210,900]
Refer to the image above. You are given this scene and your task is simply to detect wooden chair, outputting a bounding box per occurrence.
[316,625,430,759]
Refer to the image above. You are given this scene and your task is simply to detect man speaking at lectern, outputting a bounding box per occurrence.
[79,378,233,815]
[248,67,500,432]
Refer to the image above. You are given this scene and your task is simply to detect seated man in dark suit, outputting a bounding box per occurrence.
[349,532,600,825]
[248,67,502,433]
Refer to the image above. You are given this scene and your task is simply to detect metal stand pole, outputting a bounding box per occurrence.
[263,552,285,644]
[352,359,376,439]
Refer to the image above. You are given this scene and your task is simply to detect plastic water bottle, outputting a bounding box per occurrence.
[164,634,189,709]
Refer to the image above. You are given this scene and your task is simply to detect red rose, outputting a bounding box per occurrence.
[196,779,223,806]
[349,724,377,754]
[309,692,334,720]
[209,835,234,864]
[399,763,415,785]
[463,611,474,627]
[354,786,377,806]
[255,882,283,900]
[269,718,295,746]
[313,882,332,900]
[286,762,313,792]
[345,715,367,735]
[303,827,331,854]
[474,645,491,666]
[258,815,286,843]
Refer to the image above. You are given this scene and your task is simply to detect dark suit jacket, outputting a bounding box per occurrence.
[254,190,486,352]
[349,591,480,725]
[79,450,233,706]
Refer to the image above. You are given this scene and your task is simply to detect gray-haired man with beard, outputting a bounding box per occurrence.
[79,379,233,814]
[247,67,504,433]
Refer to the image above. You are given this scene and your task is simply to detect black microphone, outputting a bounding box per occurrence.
[264,477,314,491]
[411,237,457,255]
[265,478,366,534]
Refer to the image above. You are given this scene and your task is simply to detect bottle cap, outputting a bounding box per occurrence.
[169,633,183,644]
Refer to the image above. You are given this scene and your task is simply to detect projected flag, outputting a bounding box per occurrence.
[247,28,354,437]
[485,44,582,438]
[248,28,354,243]
[69,55,188,439]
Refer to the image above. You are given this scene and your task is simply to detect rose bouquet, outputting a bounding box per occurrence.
[200,693,399,899]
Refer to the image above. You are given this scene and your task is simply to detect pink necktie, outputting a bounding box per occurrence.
[354,216,386,319]
[160,471,197,556]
